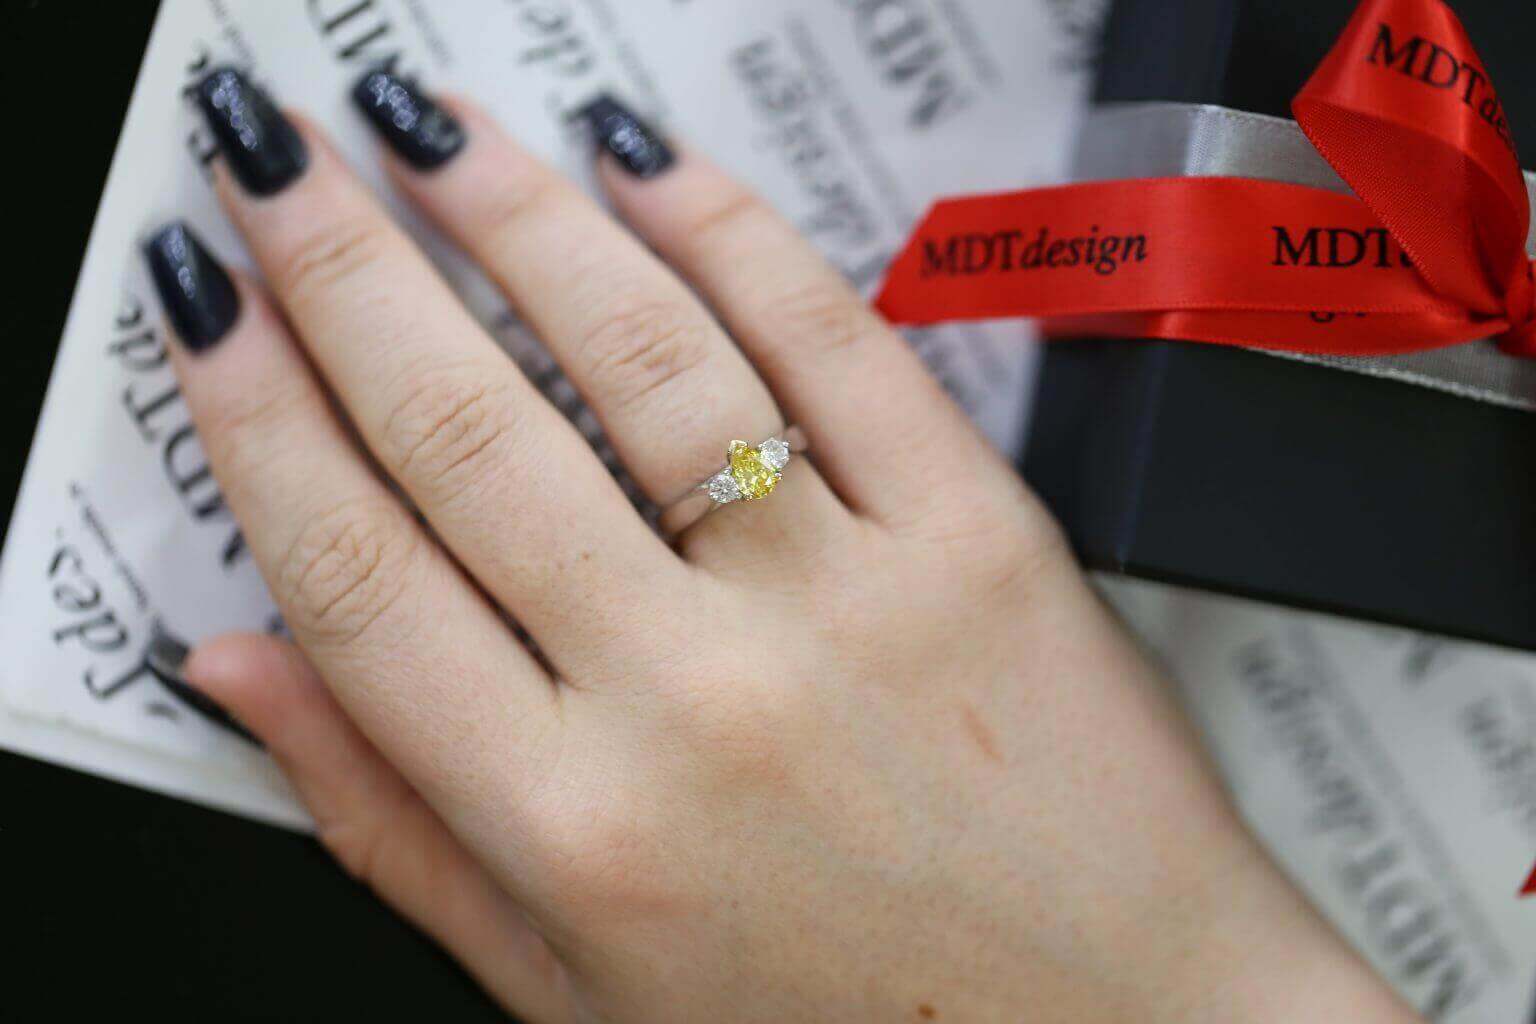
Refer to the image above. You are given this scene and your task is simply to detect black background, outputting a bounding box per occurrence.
[1,2,506,1019]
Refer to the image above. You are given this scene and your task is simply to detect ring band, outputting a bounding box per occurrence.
[659,427,807,537]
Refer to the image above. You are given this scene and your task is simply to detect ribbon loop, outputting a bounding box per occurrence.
[1497,260,1536,355]
[1294,0,1530,320]
[875,0,1536,361]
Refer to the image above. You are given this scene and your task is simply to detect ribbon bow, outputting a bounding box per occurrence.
[876,0,1536,358]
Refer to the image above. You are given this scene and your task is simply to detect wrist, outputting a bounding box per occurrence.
[1147,847,1422,1024]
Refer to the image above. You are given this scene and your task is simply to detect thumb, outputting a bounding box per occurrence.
[185,632,573,1023]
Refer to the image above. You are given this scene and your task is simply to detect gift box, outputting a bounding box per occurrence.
[1017,0,1536,651]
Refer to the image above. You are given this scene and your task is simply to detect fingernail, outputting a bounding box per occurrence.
[195,67,308,196]
[143,221,240,352]
[577,94,675,179]
[146,624,261,747]
[351,69,466,170]
[146,623,192,682]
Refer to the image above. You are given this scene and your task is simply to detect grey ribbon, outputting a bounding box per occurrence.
[1075,102,1536,412]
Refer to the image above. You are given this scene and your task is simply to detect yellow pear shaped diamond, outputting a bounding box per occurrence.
[728,440,781,500]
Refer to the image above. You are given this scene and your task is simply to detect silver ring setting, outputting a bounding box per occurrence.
[704,436,792,504]
[659,428,806,537]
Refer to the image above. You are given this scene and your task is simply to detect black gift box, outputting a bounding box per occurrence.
[1023,0,1536,651]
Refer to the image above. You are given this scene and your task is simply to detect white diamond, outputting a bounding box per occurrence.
[759,438,791,470]
[706,471,741,503]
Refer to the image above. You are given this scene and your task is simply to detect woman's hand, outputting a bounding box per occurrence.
[153,70,1417,1023]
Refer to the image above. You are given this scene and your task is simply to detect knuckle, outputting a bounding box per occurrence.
[579,298,714,412]
[381,369,516,495]
[993,516,1073,595]
[198,387,313,482]
[680,188,769,252]
[522,781,676,922]
[273,216,392,303]
[277,498,419,646]
[766,281,884,359]
[476,174,564,255]
[669,665,806,787]
[701,704,798,788]
[938,508,1072,605]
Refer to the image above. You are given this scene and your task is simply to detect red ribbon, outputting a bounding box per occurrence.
[875,0,1536,358]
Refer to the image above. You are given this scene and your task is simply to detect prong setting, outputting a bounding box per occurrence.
[699,436,793,505]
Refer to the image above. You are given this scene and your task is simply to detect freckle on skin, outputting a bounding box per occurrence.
[918,1005,937,1019]
[962,704,1002,764]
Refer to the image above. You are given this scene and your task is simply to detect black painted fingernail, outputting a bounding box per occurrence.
[146,623,261,747]
[195,67,308,196]
[351,69,466,170]
[577,94,675,179]
[143,221,240,352]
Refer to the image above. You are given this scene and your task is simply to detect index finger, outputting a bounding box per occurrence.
[145,225,561,838]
